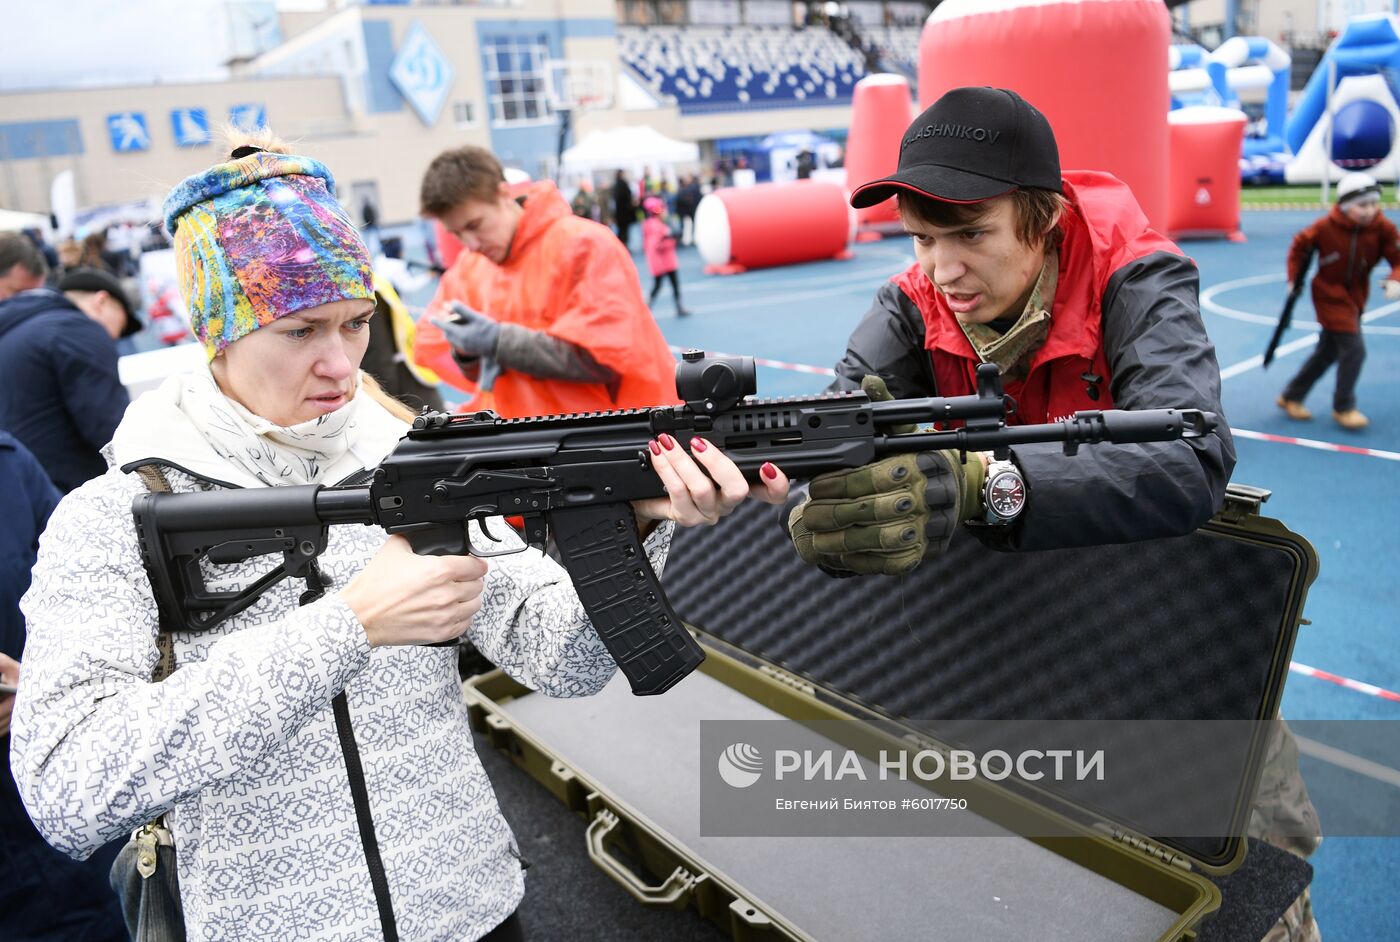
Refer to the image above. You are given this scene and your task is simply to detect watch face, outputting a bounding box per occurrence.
[987,470,1026,519]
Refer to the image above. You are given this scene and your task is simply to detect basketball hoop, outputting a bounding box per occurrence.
[547,59,615,114]
[547,59,615,184]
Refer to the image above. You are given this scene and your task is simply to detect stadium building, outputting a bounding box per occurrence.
[0,0,929,225]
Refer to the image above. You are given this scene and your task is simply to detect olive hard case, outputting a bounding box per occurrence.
[464,485,1317,942]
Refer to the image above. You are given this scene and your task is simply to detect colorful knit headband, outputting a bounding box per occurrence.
[163,151,374,359]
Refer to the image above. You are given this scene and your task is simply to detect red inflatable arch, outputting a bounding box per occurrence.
[919,0,1170,232]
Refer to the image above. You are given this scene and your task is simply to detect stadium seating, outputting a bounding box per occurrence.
[864,25,922,79]
[617,26,866,113]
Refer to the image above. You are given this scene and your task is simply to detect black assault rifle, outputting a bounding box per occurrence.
[132,352,1216,696]
[1263,245,1316,369]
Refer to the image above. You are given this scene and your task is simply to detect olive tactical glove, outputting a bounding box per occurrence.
[787,376,986,576]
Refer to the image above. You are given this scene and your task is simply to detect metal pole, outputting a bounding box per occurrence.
[1323,56,1336,205]
[1393,72,1400,201]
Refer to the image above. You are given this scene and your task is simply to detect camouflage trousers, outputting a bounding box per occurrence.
[1248,719,1323,942]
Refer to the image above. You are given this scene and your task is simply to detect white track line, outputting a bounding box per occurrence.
[667,345,837,376]
[1231,428,1400,461]
[1293,734,1400,787]
[1200,271,1400,334]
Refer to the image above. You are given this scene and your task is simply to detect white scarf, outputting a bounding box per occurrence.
[110,368,409,489]
[180,371,365,486]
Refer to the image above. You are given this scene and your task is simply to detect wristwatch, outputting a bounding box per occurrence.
[982,458,1026,525]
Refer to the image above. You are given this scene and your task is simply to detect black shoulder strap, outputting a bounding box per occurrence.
[134,464,178,682]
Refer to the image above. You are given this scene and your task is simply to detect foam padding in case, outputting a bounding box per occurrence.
[661,501,1310,865]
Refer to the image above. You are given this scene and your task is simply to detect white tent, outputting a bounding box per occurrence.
[561,125,699,176]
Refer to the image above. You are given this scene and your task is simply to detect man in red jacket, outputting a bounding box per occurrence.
[1277,171,1400,430]
[785,86,1313,942]
[415,147,677,418]
[787,86,1235,570]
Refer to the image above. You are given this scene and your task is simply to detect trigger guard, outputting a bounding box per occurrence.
[477,517,505,545]
[465,515,525,559]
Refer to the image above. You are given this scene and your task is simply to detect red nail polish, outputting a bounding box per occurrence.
[649,439,661,456]
[761,462,778,481]
[691,437,708,452]
[659,433,676,450]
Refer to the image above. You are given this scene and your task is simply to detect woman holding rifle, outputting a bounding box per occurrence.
[10,134,788,942]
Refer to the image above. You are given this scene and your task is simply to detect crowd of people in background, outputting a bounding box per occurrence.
[571,150,835,256]
[20,221,170,288]
[0,230,137,941]
[568,167,709,253]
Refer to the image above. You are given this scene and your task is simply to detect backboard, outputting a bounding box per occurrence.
[546,59,616,112]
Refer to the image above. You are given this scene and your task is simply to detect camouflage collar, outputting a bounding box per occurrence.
[959,247,1058,380]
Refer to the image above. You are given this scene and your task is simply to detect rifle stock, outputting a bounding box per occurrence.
[133,354,1216,696]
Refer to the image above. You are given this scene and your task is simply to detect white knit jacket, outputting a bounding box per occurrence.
[11,447,667,941]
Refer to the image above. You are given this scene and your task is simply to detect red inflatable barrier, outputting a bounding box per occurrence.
[847,74,917,234]
[695,181,854,274]
[919,0,1170,232]
[1167,106,1247,241]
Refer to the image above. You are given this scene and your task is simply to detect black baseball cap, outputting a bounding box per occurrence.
[850,87,1062,209]
[59,267,142,338]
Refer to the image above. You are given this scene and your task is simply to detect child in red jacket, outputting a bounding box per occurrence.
[1277,172,1400,430]
[642,196,690,317]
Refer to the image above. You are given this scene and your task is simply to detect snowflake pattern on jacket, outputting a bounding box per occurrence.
[11,463,666,941]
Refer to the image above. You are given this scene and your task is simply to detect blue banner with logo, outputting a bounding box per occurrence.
[389,22,454,126]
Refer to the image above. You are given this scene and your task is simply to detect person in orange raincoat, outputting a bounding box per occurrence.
[415,146,678,418]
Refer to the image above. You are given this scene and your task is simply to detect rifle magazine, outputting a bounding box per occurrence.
[551,503,704,696]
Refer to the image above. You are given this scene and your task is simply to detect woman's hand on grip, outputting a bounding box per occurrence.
[341,535,488,647]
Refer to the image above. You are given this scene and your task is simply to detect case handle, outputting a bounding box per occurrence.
[585,808,697,907]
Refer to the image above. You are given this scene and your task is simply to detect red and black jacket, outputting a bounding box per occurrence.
[831,172,1236,551]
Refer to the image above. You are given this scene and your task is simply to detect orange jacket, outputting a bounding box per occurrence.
[416,182,678,417]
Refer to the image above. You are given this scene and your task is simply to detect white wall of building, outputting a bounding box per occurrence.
[0,0,856,225]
